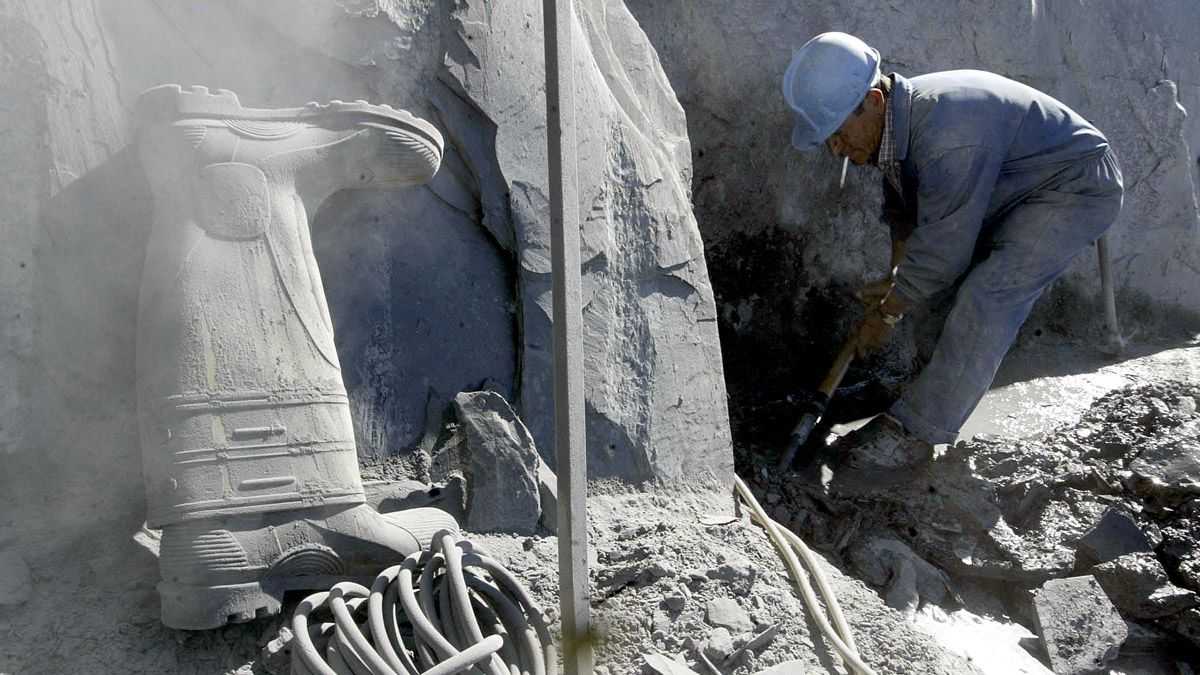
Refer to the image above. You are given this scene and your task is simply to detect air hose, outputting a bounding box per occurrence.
[291,530,558,675]
[734,476,876,675]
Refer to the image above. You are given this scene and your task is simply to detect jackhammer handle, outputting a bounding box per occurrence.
[778,340,856,470]
[818,340,857,396]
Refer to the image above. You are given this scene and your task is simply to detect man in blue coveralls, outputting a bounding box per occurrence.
[782,32,1123,486]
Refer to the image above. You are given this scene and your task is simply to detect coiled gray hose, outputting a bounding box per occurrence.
[291,530,558,675]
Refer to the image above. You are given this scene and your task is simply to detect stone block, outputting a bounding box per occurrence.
[1032,575,1128,675]
[454,390,541,534]
[1093,552,1200,620]
[1075,504,1152,567]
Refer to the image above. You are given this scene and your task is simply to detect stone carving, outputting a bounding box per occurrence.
[135,85,456,629]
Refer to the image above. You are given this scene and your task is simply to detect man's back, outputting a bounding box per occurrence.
[900,70,1108,173]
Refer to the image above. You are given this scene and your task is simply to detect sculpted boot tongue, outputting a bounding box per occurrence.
[134,84,455,630]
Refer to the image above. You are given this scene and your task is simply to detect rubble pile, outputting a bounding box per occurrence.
[774,381,1200,668]
[472,486,980,675]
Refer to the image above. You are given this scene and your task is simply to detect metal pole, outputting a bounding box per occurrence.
[543,1,592,673]
[1096,235,1125,357]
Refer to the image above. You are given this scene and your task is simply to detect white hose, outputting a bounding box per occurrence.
[291,530,555,675]
[734,475,875,675]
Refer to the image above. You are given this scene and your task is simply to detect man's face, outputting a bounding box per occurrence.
[824,89,885,166]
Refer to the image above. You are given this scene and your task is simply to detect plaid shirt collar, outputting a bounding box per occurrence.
[876,96,901,188]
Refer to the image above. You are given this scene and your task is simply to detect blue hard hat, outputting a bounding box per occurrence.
[782,32,881,150]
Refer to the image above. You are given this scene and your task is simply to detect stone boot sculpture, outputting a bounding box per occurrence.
[135,85,457,629]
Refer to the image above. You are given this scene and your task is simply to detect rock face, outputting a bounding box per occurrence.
[625,0,1200,439]
[0,0,733,532]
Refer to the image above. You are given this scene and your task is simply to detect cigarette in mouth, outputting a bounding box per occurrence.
[839,156,849,189]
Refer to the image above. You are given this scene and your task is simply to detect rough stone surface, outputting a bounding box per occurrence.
[1032,576,1128,675]
[453,391,541,534]
[437,0,733,485]
[0,548,32,606]
[1093,553,1200,620]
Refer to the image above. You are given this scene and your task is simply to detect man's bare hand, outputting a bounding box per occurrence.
[857,277,894,307]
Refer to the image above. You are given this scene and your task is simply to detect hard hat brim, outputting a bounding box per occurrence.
[791,122,826,150]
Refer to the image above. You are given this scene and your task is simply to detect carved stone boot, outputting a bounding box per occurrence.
[134,85,455,629]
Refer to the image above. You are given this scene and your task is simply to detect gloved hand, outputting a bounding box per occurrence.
[857,276,895,307]
[850,282,909,357]
[850,306,894,357]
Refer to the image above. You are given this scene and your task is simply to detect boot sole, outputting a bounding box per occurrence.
[158,574,377,630]
[134,84,442,150]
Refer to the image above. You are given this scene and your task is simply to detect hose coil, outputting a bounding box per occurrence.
[291,530,558,675]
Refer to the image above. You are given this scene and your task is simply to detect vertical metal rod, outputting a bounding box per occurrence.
[543,1,592,673]
[1096,234,1126,356]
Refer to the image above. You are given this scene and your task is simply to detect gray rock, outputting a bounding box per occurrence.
[753,660,809,674]
[1160,607,1200,652]
[258,625,293,675]
[535,457,558,533]
[884,558,919,616]
[664,593,687,612]
[705,598,753,634]
[1076,503,1153,566]
[1128,426,1200,505]
[1093,552,1200,620]
[1032,576,1128,675]
[848,536,953,608]
[0,548,32,606]
[441,0,734,485]
[1179,552,1200,593]
[702,627,734,661]
[705,561,756,595]
[454,391,541,534]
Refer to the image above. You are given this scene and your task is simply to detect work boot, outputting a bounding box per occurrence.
[826,414,934,496]
[135,85,455,630]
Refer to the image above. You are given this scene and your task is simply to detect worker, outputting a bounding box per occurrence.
[781,32,1123,485]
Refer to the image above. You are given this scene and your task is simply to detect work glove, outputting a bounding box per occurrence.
[857,276,895,307]
[849,306,894,358]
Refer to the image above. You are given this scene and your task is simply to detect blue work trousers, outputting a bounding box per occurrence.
[891,148,1124,445]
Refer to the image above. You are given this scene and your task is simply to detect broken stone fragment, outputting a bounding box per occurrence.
[1032,575,1128,675]
[1075,503,1153,567]
[704,560,756,595]
[702,627,735,661]
[258,625,293,675]
[453,390,541,534]
[848,536,954,610]
[705,597,753,634]
[1179,552,1200,593]
[1159,607,1200,651]
[1127,423,1200,506]
[1093,552,1200,620]
[753,659,809,674]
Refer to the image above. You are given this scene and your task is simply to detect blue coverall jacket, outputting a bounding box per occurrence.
[882,71,1123,444]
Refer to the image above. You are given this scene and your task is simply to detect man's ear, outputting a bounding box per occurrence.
[865,88,885,112]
